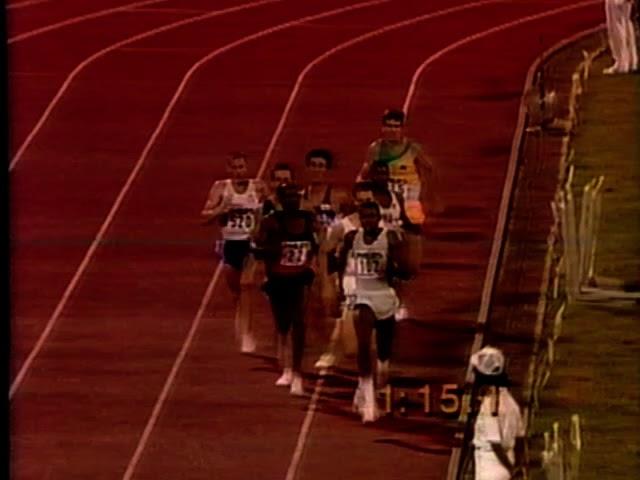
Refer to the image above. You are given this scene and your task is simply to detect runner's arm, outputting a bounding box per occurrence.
[396,194,422,235]
[332,186,355,217]
[356,142,379,181]
[255,178,270,202]
[324,222,346,273]
[334,230,356,277]
[387,229,411,280]
[201,181,227,224]
[414,148,445,215]
[252,215,278,262]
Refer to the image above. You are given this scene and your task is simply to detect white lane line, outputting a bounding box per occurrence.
[128,8,209,14]
[8,0,171,43]
[8,0,280,399]
[256,0,511,179]
[6,0,50,9]
[121,265,224,480]
[8,0,280,172]
[284,378,325,480]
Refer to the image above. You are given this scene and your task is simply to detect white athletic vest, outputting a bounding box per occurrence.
[220,179,261,240]
[349,228,390,293]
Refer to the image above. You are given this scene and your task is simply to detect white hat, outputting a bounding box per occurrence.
[470,346,505,376]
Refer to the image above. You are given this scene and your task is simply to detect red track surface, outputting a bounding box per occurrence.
[9,1,603,478]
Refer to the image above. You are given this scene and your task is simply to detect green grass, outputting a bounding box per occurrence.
[532,55,640,479]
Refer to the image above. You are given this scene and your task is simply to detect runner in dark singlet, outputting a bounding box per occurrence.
[255,184,318,396]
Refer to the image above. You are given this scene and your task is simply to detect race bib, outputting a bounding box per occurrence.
[388,179,407,196]
[381,211,399,227]
[354,251,385,277]
[280,241,311,267]
[226,209,255,233]
[315,204,336,229]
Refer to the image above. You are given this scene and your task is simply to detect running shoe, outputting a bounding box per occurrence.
[290,374,304,396]
[276,368,293,386]
[241,333,256,353]
[314,352,336,369]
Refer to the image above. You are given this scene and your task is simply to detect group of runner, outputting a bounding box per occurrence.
[201,108,442,422]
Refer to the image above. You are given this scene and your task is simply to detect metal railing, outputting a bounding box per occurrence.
[454,35,612,480]
[539,414,583,480]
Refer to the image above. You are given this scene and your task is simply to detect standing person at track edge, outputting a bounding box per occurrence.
[254,183,318,396]
[470,346,525,480]
[201,152,267,353]
[334,200,409,423]
[603,0,638,74]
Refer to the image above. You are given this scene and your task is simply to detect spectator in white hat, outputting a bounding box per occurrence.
[470,346,525,480]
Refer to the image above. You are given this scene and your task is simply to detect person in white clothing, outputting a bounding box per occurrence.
[470,346,525,480]
[314,182,376,371]
[334,200,409,423]
[201,152,267,353]
[604,0,638,74]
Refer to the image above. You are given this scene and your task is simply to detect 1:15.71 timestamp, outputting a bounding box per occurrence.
[376,383,466,417]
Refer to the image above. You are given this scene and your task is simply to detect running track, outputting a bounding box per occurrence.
[9,0,603,478]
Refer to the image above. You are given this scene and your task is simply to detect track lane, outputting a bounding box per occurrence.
[9,0,604,479]
[10,1,422,478]
[7,0,171,39]
[9,0,284,388]
[8,0,276,165]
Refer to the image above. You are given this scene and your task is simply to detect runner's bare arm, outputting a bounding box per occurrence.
[335,230,356,277]
[415,149,444,215]
[201,181,227,224]
[324,221,346,253]
[255,178,270,202]
[387,229,411,280]
[253,215,278,262]
[356,142,379,181]
[332,186,355,216]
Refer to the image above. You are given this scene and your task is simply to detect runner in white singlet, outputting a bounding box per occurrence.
[201,153,267,353]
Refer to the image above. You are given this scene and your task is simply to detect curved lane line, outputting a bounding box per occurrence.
[7,0,50,9]
[256,0,511,178]
[8,0,281,172]
[8,0,281,398]
[8,0,172,43]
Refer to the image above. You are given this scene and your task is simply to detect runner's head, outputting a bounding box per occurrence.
[277,183,303,212]
[352,181,375,207]
[227,151,248,179]
[381,108,405,142]
[269,162,294,190]
[369,160,390,186]
[358,200,381,232]
[305,148,333,185]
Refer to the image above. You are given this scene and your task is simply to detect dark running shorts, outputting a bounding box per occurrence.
[222,239,251,271]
